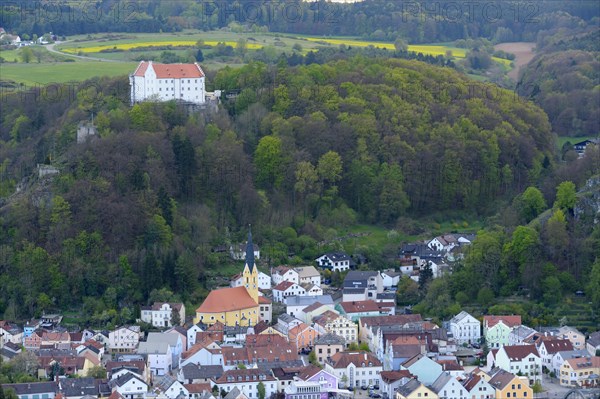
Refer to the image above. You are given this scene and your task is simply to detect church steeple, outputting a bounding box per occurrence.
[245,225,255,272]
[242,225,259,304]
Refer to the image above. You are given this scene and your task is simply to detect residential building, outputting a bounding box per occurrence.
[278,314,304,335]
[395,379,438,399]
[314,333,345,364]
[384,336,423,371]
[106,361,150,384]
[461,374,495,399]
[325,351,382,389]
[0,323,23,346]
[302,284,323,296]
[195,230,261,327]
[137,332,183,376]
[285,366,339,399]
[111,373,149,399]
[288,323,320,353]
[109,326,141,354]
[400,354,443,386]
[1,382,58,399]
[301,303,336,324]
[551,350,589,376]
[295,266,321,286]
[315,253,354,272]
[140,302,185,328]
[559,355,600,387]
[482,316,521,349]
[129,61,206,105]
[178,364,224,384]
[430,372,468,399]
[380,371,412,399]
[558,326,586,351]
[285,296,334,319]
[448,311,480,345]
[271,266,300,286]
[492,345,541,385]
[342,271,382,302]
[155,374,188,399]
[587,331,600,356]
[379,270,401,289]
[337,300,395,322]
[258,296,272,325]
[488,369,532,399]
[273,282,307,303]
[313,311,357,346]
[507,325,537,346]
[213,369,278,399]
[186,324,203,350]
[537,338,573,370]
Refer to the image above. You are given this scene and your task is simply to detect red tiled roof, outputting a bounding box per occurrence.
[133,61,205,79]
[502,344,539,361]
[340,300,393,314]
[313,310,341,326]
[565,356,600,370]
[246,334,288,347]
[196,286,257,313]
[297,365,323,381]
[273,281,296,291]
[184,383,212,393]
[462,374,482,391]
[483,315,522,328]
[328,351,382,369]
[106,360,146,374]
[380,370,412,384]
[540,339,573,354]
[303,302,325,313]
[258,296,271,304]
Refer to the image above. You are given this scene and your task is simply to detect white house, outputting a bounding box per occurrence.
[483,315,521,349]
[285,295,335,319]
[492,344,542,385]
[461,373,495,399]
[231,271,271,290]
[273,281,306,303]
[0,323,23,345]
[538,339,573,370]
[294,266,321,286]
[140,302,185,328]
[379,270,401,289]
[430,372,469,399]
[271,266,299,286]
[112,372,149,399]
[180,341,223,368]
[138,332,183,376]
[186,324,203,350]
[448,311,480,345]
[109,326,142,353]
[315,253,353,272]
[302,284,323,296]
[156,374,188,399]
[325,351,382,388]
[213,369,278,399]
[129,61,206,105]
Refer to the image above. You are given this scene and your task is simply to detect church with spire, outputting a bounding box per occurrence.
[194,227,271,326]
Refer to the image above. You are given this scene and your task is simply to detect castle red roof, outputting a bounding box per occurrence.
[133,61,205,79]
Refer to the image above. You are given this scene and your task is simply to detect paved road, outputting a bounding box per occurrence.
[46,41,126,62]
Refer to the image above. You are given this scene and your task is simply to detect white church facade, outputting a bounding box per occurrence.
[129,61,206,105]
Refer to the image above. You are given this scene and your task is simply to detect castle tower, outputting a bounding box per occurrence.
[242,226,259,303]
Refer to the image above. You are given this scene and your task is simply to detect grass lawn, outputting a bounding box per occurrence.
[0,49,21,62]
[0,61,137,85]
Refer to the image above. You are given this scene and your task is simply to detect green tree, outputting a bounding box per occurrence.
[235,38,248,56]
[394,38,408,52]
[554,181,577,212]
[254,135,284,189]
[86,365,107,378]
[477,287,495,307]
[308,350,319,366]
[419,262,433,291]
[377,163,409,222]
[587,258,600,310]
[20,47,33,63]
[543,209,569,261]
[317,151,343,204]
[257,382,265,399]
[516,186,547,222]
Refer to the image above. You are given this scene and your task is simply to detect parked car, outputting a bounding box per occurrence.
[361,386,368,390]
[374,385,380,390]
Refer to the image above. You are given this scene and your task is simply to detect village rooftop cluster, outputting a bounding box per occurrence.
[2,229,600,399]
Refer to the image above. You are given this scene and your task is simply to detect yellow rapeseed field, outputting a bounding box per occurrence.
[62,41,263,53]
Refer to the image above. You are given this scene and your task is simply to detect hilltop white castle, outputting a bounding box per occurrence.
[129,60,206,105]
